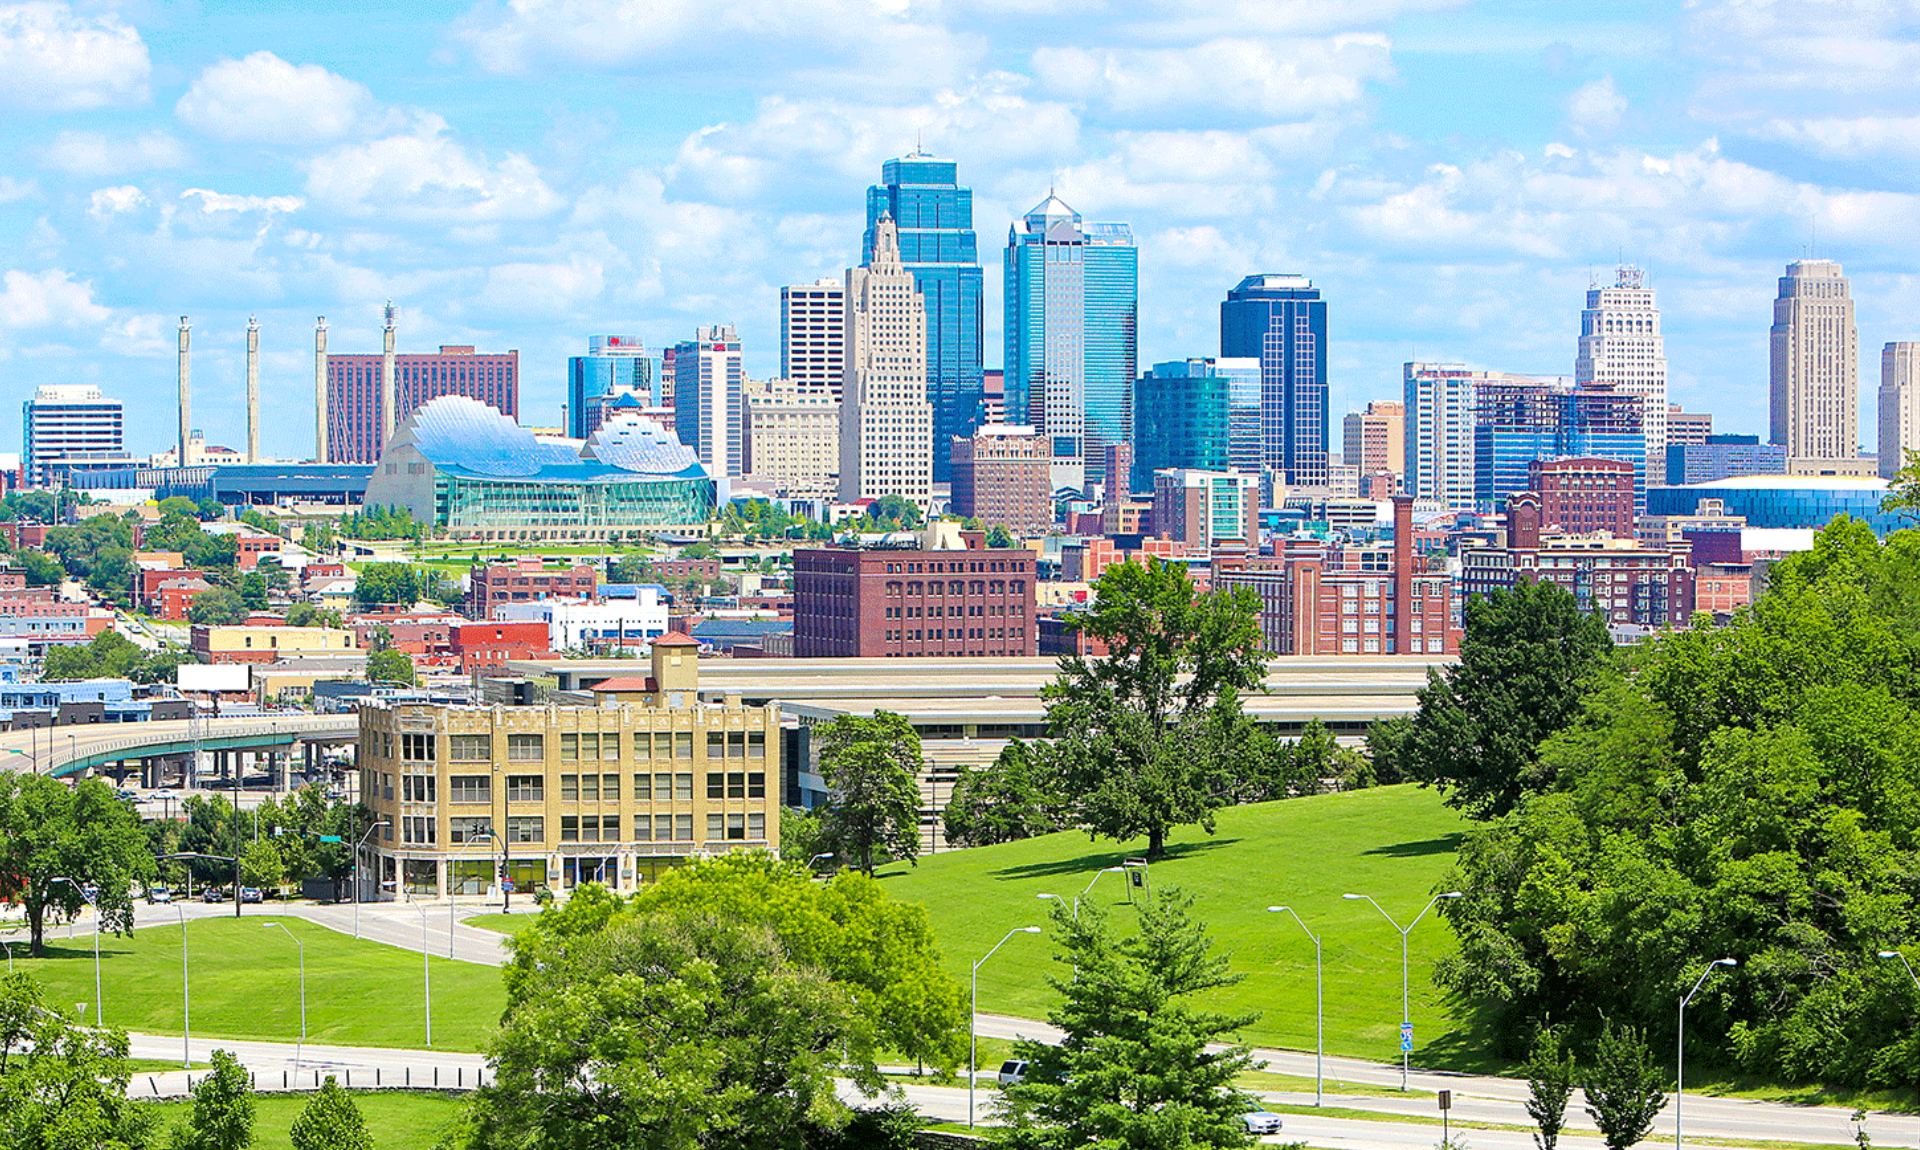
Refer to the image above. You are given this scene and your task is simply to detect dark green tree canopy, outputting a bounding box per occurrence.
[0,972,155,1150]
[813,711,924,875]
[0,774,153,955]
[942,739,1070,849]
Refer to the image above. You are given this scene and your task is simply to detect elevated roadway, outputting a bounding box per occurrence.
[0,714,358,781]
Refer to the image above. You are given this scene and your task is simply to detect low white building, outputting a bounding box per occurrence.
[492,590,669,653]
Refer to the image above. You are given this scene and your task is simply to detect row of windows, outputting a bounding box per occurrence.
[426,771,769,804]
[400,812,767,845]
[399,729,768,764]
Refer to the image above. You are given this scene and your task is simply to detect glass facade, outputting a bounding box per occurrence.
[1473,383,1645,510]
[567,336,655,439]
[1646,478,1898,533]
[1221,275,1328,486]
[864,156,984,483]
[1132,358,1260,491]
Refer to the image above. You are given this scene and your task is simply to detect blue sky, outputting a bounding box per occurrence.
[3,0,1918,459]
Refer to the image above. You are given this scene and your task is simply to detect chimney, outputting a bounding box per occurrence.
[1392,495,1414,655]
[245,316,260,463]
[177,317,191,468]
[314,317,329,463]
[379,301,398,455]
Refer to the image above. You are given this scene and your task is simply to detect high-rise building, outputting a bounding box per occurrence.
[840,216,932,502]
[1770,259,1858,461]
[1131,358,1260,492]
[1403,363,1493,512]
[1151,469,1260,549]
[1576,266,1668,482]
[1342,401,1404,488]
[865,154,984,483]
[743,378,838,495]
[1004,194,1138,487]
[22,384,125,487]
[672,326,745,484]
[1879,342,1920,478]
[779,279,847,397]
[567,336,655,440]
[1221,274,1328,487]
[1474,380,1645,510]
[325,345,520,464]
[950,425,1052,535]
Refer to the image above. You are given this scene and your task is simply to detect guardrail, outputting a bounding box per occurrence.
[6,715,359,778]
[135,1062,489,1099]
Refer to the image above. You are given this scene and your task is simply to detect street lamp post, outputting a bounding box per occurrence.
[262,922,306,1074]
[970,926,1042,1129]
[48,878,102,1027]
[175,903,189,1069]
[453,828,503,958]
[1878,951,1920,1150]
[1343,890,1463,1090]
[353,820,390,940]
[416,905,432,1048]
[1268,905,1323,1107]
[1677,958,1736,1150]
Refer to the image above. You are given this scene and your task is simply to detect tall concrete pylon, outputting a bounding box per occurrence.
[246,316,260,463]
[314,317,329,463]
[177,317,192,468]
[379,301,397,454]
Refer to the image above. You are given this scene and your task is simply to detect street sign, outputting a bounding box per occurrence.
[1401,1022,1414,1052]
[1437,1090,1451,1110]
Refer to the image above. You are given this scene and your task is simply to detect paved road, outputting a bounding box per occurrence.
[123,1033,488,1098]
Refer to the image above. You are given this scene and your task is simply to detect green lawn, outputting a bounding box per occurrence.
[148,1090,466,1148]
[15,916,506,1052]
[880,785,1491,1071]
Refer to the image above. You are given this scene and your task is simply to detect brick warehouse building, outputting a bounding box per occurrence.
[467,558,598,620]
[792,541,1037,657]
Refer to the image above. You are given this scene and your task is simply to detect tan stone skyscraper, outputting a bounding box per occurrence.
[1770,259,1858,460]
[839,214,932,502]
[1879,342,1920,478]
[1576,265,1668,481]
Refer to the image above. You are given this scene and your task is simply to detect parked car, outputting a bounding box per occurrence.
[201,887,230,903]
[240,887,263,903]
[116,789,140,802]
[147,887,172,904]
[996,1059,1029,1087]
[1242,1107,1284,1135]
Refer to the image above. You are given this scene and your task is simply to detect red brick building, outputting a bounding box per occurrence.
[950,426,1054,535]
[1459,493,1697,627]
[792,544,1037,657]
[1526,456,1636,538]
[467,557,597,620]
[449,620,554,674]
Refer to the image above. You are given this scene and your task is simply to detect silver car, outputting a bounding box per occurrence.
[1243,1107,1284,1135]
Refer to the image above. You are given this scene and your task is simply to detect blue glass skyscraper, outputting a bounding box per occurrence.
[567,335,655,439]
[1220,274,1328,486]
[1473,380,1645,510]
[864,154,984,483]
[1132,357,1261,492]
[1004,194,1138,487]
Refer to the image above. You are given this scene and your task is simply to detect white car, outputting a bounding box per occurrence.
[996,1059,1029,1087]
[147,888,173,904]
[1243,1107,1284,1135]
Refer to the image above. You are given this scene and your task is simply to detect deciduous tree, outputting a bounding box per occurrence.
[942,740,1069,848]
[814,711,924,874]
[1582,1022,1666,1150]
[168,1048,254,1150]
[0,774,152,955]
[289,1077,370,1150]
[0,971,156,1150]
[1525,1026,1578,1150]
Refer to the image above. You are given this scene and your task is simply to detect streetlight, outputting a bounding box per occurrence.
[165,851,241,919]
[1036,865,1126,921]
[807,852,836,872]
[453,827,503,957]
[261,922,306,1074]
[353,820,390,940]
[48,877,101,1027]
[1269,905,1323,1107]
[1879,951,1920,1150]
[416,905,432,1048]
[970,926,1043,1129]
[175,903,190,1069]
[1343,890,1464,1090]
[1677,958,1736,1150]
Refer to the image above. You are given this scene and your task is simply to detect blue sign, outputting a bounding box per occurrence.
[1401,1022,1414,1052]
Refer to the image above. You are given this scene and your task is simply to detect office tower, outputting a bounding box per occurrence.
[1770,259,1858,460]
[840,216,932,502]
[1665,435,1787,485]
[981,368,1005,425]
[1221,274,1329,487]
[1667,406,1712,450]
[1527,456,1636,538]
[1576,266,1668,481]
[779,279,846,397]
[865,154,984,482]
[568,336,656,439]
[950,426,1052,535]
[1880,343,1920,478]
[1151,469,1260,549]
[22,384,124,486]
[1342,401,1404,487]
[1403,363,1488,513]
[1473,380,1644,509]
[1132,358,1260,492]
[326,343,521,464]
[672,325,745,484]
[743,378,838,494]
[1004,193,1138,486]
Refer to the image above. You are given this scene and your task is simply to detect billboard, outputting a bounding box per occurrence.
[177,664,250,694]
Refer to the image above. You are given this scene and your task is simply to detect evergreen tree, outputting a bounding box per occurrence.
[290,1077,372,1150]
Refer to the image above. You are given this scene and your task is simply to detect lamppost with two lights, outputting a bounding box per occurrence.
[1343,889,1463,1090]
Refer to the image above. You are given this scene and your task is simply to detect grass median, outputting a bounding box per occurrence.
[147,1090,466,1147]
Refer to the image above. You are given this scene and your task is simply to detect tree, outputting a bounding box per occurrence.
[1041,557,1267,859]
[0,774,152,955]
[241,838,285,896]
[17,549,63,587]
[1883,449,1920,523]
[608,554,654,584]
[468,908,877,1150]
[353,562,420,608]
[1525,1027,1578,1150]
[1582,1022,1667,1150]
[284,604,341,629]
[238,572,268,611]
[1399,579,1613,819]
[189,587,249,626]
[0,971,156,1150]
[814,711,924,875]
[366,648,415,686]
[169,1047,254,1150]
[1000,888,1258,1150]
[864,494,922,530]
[157,496,198,519]
[942,740,1069,848]
[289,1077,370,1150]
[679,540,718,560]
[985,523,1017,548]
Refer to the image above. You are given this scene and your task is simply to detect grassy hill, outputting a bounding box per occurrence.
[878,784,1498,1071]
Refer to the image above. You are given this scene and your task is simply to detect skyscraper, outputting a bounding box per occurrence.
[1004,193,1138,487]
[1404,363,1501,513]
[567,335,655,439]
[326,344,520,464]
[22,384,124,486]
[779,279,847,397]
[840,215,933,502]
[1220,274,1328,487]
[1342,401,1404,486]
[1770,259,1858,460]
[1575,265,1668,482]
[1880,342,1920,478]
[1132,358,1261,492]
[1473,380,1645,510]
[672,325,744,486]
[864,154,984,482]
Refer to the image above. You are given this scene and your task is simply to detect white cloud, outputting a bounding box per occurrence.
[180,188,305,215]
[1686,0,1920,138]
[1031,34,1394,119]
[44,130,188,176]
[304,114,563,224]
[474,254,607,317]
[1757,114,1920,160]
[0,268,111,329]
[0,175,35,202]
[0,1,149,110]
[87,185,147,219]
[1567,75,1626,135]
[176,52,375,144]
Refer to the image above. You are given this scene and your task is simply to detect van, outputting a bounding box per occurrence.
[996,1059,1029,1087]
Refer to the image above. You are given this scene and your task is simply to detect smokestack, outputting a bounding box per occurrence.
[314,317,329,463]
[379,301,397,454]
[177,317,191,468]
[245,316,260,463]
[1392,494,1413,656]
